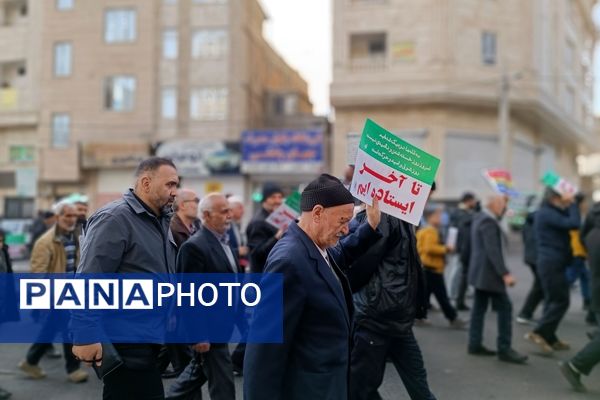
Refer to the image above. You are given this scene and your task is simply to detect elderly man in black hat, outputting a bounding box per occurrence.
[244,174,382,400]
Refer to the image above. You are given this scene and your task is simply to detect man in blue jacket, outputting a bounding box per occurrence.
[525,188,580,355]
[244,174,381,400]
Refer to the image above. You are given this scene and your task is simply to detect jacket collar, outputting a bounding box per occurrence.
[288,223,350,326]
[202,226,238,273]
[124,189,156,216]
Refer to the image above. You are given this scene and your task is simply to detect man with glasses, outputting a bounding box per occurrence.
[170,188,202,248]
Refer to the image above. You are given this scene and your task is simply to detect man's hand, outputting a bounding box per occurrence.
[503,274,516,287]
[446,245,455,253]
[192,342,210,353]
[366,198,381,230]
[238,246,249,257]
[72,343,103,367]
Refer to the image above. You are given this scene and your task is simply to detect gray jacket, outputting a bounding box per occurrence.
[77,189,177,274]
[72,190,177,361]
[468,210,509,293]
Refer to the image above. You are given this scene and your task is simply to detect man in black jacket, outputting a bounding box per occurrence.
[349,212,433,400]
[525,188,580,355]
[166,193,238,400]
[246,183,284,273]
[517,204,543,325]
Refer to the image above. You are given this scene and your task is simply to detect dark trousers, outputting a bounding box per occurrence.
[566,257,591,302]
[230,343,245,370]
[26,310,79,373]
[456,260,469,307]
[26,343,79,373]
[468,289,512,353]
[571,312,600,375]
[103,344,164,400]
[425,269,457,321]
[166,344,235,400]
[519,263,544,319]
[349,326,436,400]
[534,260,570,345]
[103,365,164,400]
[157,344,192,375]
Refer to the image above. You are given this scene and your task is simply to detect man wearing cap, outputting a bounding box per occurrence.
[246,183,285,273]
[244,174,382,400]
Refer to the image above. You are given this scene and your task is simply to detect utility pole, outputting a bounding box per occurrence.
[498,72,511,170]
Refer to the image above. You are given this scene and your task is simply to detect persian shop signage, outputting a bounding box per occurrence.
[241,130,324,174]
[155,140,241,177]
[81,142,150,169]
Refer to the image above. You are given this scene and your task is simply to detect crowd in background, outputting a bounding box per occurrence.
[0,157,598,399]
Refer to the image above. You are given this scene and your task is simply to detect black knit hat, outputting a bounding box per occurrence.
[301,174,356,211]
[262,182,283,203]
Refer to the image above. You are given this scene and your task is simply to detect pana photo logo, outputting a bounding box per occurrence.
[20,278,261,310]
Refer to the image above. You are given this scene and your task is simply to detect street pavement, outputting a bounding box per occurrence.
[1,234,598,399]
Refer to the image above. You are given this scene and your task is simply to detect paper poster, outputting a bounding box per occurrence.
[446,227,458,248]
[541,171,578,196]
[266,191,301,230]
[482,169,518,196]
[350,119,440,225]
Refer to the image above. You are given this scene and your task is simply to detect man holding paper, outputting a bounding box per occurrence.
[244,174,381,400]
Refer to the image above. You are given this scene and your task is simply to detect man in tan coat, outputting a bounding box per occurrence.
[18,200,89,383]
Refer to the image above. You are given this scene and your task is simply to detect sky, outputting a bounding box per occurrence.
[262,1,600,117]
[260,0,332,116]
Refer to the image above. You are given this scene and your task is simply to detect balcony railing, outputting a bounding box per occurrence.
[349,56,387,71]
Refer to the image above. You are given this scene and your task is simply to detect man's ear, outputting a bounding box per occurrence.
[140,175,152,193]
[312,205,324,222]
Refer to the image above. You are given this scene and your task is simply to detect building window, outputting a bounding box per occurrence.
[51,113,70,148]
[5,197,34,218]
[54,42,72,77]
[349,32,386,69]
[162,88,177,119]
[163,29,178,59]
[104,9,136,43]
[104,76,136,111]
[9,145,35,162]
[56,0,74,10]
[481,31,497,65]
[274,94,298,116]
[190,87,227,120]
[191,29,228,59]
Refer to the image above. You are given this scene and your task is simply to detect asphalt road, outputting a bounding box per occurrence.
[1,234,598,399]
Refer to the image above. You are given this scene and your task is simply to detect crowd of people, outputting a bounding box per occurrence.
[0,156,598,399]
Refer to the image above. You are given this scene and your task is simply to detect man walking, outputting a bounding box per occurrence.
[468,195,528,364]
[72,157,179,399]
[246,183,284,273]
[525,188,580,355]
[166,193,238,400]
[170,188,201,248]
[244,174,381,400]
[349,210,434,399]
[18,201,89,383]
[559,199,600,392]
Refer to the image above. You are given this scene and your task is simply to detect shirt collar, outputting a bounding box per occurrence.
[205,226,230,246]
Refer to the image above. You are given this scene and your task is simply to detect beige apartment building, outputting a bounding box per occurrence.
[0,0,313,215]
[331,0,599,200]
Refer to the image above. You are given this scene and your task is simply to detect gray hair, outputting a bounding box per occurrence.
[227,195,243,206]
[52,200,76,216]
[199,193,225,216]
[173,188,197,212]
